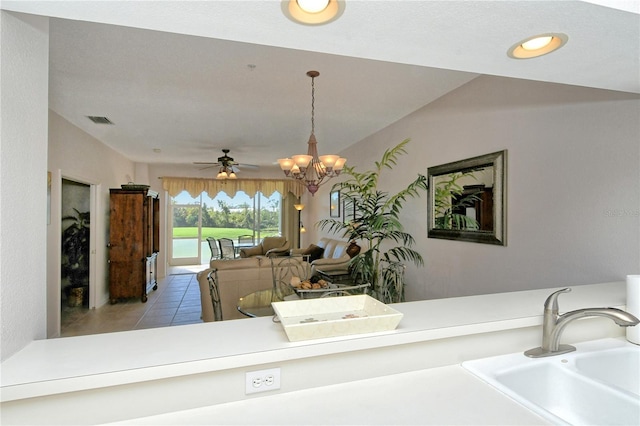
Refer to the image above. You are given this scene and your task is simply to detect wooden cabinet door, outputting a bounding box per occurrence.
[109,191,146,302]
[109,192,145,261]
[108,189,159,303]
[109,259,146,301]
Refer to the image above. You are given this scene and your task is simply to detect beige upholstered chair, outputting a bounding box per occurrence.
[239,236,290,258]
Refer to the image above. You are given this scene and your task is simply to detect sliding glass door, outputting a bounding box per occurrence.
[168,190,283,266]
[170,192,202,266]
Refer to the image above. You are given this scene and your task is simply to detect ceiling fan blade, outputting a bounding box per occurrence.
[197,165,218,171]
[237,163,259,169]
[194,150,259,171]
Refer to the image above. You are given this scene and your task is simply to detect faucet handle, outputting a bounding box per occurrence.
[544,287,571,313]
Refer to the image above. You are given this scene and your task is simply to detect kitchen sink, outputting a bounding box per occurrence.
[573,346,639,396]
[462,338,639,425]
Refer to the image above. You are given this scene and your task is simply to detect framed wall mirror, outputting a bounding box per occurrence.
[427,150,507,245]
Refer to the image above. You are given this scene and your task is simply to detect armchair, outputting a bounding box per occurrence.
[239,236,290,258]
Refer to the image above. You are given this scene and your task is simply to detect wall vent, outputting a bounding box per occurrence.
[86,116,113,125]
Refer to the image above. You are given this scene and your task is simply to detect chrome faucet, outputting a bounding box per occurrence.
[525,287,639,358]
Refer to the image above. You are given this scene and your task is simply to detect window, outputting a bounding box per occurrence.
[169,190,283,265]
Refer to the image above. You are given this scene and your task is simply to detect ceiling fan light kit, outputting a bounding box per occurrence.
[194,148,257,179]
[278,70,346,196]
[216,168,237,180]
[215,149,238,180]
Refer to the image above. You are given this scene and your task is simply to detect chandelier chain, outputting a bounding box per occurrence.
[310,75,315,135]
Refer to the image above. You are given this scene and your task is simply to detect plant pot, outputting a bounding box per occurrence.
[346,241,361,258]
[67,286,84,307]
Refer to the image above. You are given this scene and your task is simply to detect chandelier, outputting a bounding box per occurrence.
[278,70,346,195]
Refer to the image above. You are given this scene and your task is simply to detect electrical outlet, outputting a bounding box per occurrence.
[245,368,281,394]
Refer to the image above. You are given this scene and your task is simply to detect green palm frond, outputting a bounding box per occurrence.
[316,139,427,303]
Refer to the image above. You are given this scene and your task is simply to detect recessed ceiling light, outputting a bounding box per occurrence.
[508,33,568,59]
[522,36,553,51]
[298,0,329,13]
[281,0,345,25]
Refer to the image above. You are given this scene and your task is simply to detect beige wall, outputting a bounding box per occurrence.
[0,12,49,361]
[307,75,640,301]
[47,111,135,336]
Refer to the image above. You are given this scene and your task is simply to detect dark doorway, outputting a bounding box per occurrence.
[61,179,90,314]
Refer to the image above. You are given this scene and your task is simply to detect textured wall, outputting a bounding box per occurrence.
[309,76,640,301]
[47,110,136,335]
[0,12,49,361]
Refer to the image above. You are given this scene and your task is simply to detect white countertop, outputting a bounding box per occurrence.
[0,281,627,402]
[108,365,550,425]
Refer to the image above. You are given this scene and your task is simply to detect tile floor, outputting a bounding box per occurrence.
[60,272,203,338]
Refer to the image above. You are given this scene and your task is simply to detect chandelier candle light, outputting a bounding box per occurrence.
[278,71,346,195]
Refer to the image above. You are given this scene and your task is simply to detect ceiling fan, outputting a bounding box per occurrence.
[194,149,259,179]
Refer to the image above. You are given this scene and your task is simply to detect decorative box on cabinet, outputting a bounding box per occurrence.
[108,187,160,303]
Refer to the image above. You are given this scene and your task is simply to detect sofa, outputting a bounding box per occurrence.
[291,237,351,274]
[197,237,352,321]
[238,236,290,258]
[197,257,274,321]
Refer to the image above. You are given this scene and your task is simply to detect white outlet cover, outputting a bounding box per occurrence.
[245,368,281,394]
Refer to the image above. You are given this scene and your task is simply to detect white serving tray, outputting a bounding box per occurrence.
[272,294,403,342]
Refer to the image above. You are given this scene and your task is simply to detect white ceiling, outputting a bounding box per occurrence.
[3,1,639,169]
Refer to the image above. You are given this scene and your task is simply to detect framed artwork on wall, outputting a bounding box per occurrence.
[330,190,341,217]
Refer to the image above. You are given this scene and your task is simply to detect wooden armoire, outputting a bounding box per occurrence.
[108,187,160,303]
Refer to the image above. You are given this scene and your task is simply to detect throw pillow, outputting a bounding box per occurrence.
[303,244,325,262]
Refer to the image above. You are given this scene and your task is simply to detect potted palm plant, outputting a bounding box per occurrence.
[61,208,90,307]
[317,139,427,303]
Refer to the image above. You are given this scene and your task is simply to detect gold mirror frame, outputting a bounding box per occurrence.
[427,150,507,245]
